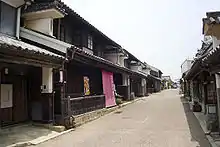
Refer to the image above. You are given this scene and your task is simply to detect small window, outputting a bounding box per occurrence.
[88,35,93,49]
[73,31,81,47]
[0,2,16,37]
[60,24,65,41]
[50,19,53,32]
[53,19,58,38]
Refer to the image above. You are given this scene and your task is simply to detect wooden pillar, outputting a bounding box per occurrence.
[41,67,54,123]
[122,74,131,100]
[215,73,220,132]
[0,71,1,128]
[60,64,67,119]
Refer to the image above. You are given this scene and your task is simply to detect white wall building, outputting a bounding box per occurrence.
[181,59,193,75]
[104,52,128,67]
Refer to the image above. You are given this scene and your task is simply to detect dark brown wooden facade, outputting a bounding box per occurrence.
[0,45,63,127]
[0,0,163,129]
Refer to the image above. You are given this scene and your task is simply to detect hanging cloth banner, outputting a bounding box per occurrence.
[102,70,116,107]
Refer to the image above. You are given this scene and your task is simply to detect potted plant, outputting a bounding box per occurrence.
[192,101,202,112]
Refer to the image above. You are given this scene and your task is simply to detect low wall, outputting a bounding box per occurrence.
[72,107,118,127]
[63,97,143,129]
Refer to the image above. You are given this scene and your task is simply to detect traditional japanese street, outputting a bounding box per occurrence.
[2,1,220,146]
[32,89,210,147]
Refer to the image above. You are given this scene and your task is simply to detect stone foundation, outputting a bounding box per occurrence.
[73,106,119,127]
[62,97,143,128]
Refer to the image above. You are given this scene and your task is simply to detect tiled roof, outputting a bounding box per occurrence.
[184,40,214,80]
[24,0,121,48]
[205,11,220,24]
[133,70,148,78]
[70,46,153,79]
[0,35,64,59]
[124,49,140,62]
[184,59,201,80]
[203,11,220,34]
[202,45,220,62]
[195,43,213,60]
[124,49,163,74]
[23,1,66,15]
[23,0,163,76]
[70,46,134,74]
[148,74,161,81]
[60,1,121,48]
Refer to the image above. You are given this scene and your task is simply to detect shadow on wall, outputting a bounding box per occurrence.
[180,97,211,147]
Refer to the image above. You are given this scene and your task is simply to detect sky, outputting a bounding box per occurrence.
[62,0,220,80]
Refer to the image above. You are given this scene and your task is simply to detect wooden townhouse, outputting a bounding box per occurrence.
[0,0,162,128]
[148,65,163,93]
[183,11,220,132]
[180,59,193,99]
[124,51,163,96]
[20,0,136,127]
[0,0,64,127]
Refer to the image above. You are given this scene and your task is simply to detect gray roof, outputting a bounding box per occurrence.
[24,0,121,48]
[0,35,64,59]
[23,1,66,16]
[148,74,162,81]
[70,46,134,74]
[202,45,220,62]
[203,11,220,24]
[149,64,162,74]
[203,11,220,34]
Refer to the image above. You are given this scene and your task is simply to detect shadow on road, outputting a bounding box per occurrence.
[180,97,211,147]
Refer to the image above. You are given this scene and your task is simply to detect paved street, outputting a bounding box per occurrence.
[35,90,211,147]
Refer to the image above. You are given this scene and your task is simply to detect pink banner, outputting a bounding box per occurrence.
[102,70,116,107]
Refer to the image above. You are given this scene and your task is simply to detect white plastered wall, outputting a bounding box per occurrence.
[25,18,53,36]
[42,67,53,93]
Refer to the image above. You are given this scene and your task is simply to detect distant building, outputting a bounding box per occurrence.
[162,76,171,81]
[162,76,172,89]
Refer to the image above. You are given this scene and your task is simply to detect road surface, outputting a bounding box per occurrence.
[35,89,211,147]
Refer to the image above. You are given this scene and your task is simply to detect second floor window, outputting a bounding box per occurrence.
[0,2,16,37]
[88,35,93,49]
[60,23,65,41]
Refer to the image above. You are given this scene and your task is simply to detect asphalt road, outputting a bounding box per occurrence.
[35,89,211,147]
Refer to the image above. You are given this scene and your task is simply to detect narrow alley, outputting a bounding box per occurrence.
[34,90,210,147]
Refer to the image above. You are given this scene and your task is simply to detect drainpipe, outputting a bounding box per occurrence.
[16,0,33,39]
[116,48,119,65]
[16,7,21,39]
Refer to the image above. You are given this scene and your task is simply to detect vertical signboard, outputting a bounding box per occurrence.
[84,76,90,95]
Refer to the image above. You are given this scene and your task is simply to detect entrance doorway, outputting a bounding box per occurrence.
[0,64,42,127]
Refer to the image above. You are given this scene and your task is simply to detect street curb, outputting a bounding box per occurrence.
[207,135,219,147]
[29,128,75,145]
[193,112,219,147]
[7,129,75,147]
[120,97,145,108]
[8,97,145,147]
[183,97,219,147]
